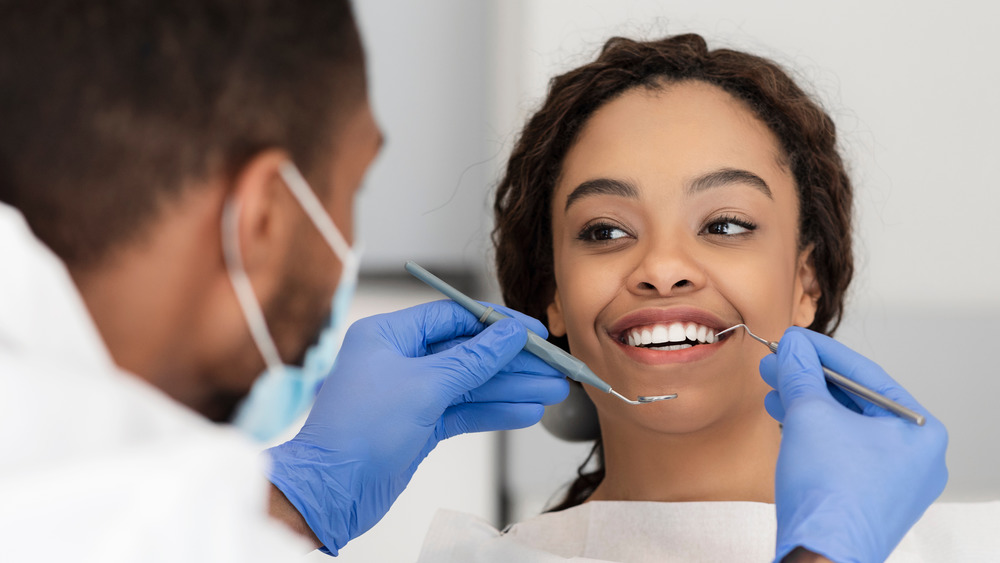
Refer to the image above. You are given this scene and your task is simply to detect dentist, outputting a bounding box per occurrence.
[0,1,945,562]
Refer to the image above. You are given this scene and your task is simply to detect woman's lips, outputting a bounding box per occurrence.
[613,335,728,365]
[606,307,737,366]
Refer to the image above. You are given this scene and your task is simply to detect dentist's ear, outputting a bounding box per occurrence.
[792,245,821,328]
[546,289,568,338]
[226,149,298,297]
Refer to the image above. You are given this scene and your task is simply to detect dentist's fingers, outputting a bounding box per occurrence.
[428,338,564,378]
[436,402,546,441]
[420,318,528,396]
[759,353,778,389]
[451,372,569,406]
[782,327,924,412]
[760,351,861,414]
[764,390,786,423]
[771,330,838,412]
[362,300,548,358]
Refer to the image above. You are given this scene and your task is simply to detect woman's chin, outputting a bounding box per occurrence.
[589,382,770,436]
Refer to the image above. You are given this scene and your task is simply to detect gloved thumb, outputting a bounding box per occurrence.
[763,390,786,423]
[427,318,528,396]
[774,329,830,410]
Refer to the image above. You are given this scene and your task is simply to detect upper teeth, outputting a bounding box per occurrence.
[626,322,717,348]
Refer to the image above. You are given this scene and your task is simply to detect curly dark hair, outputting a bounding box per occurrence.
[492,33,854,511]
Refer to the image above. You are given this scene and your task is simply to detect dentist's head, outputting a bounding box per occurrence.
[0,0,382,423]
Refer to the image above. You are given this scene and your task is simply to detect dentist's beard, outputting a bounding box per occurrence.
[199,277,332,423]
[263,264,334,367]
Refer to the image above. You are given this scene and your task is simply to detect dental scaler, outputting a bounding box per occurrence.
[715,324,925,425]
[405,261,676,405]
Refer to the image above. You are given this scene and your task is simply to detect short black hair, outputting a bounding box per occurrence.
[0,0,365,267]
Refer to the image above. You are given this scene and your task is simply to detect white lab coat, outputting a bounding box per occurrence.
[0,203,313,561]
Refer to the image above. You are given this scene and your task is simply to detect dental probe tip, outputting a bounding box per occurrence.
[714,324,744,338]
[639,394,679,403]
[609,389,642,405]
[610,389,678,405]
[717,324,772,347]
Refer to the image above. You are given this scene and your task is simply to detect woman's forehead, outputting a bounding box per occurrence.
[555,81,793,204]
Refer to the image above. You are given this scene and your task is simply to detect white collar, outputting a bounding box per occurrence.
[0,202,117,374]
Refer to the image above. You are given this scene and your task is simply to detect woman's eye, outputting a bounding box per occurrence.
[703,216,757,236]
[578,223,630,242]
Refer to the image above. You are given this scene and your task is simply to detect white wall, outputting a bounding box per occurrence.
[352,0,496,275]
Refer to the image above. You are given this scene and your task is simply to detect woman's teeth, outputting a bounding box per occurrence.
[625,322,717,350]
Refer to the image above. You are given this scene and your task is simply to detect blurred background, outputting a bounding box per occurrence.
[310,1,1000,560]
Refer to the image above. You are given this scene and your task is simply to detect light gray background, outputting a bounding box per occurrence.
[328,1,1000,560]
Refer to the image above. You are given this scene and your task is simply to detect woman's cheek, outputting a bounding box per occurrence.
[559,274,609,356]
[708,256,791,335]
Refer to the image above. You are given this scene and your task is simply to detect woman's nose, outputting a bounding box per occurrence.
[626,236,707,297]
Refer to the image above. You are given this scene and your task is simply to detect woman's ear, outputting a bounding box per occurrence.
[546,289,567,337]
[792,245,821,328]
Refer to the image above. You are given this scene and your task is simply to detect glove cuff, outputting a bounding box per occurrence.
[775,495,877,563]
[266,440,359,555]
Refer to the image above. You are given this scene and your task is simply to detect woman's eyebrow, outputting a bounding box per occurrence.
[687,168,773,199]
[564,178,638,212]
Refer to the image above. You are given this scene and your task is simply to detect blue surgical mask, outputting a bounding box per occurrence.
[223,162,361,442]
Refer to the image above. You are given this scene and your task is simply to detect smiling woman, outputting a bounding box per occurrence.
[495,34,849,514]
[546,80,822,507]
[415,34,993,562]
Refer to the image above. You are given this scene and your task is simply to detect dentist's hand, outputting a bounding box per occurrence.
[266,300,569,555]
[760,327,948,563]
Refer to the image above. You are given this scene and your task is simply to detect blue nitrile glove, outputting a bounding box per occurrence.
[759,327,948,563]
[266,300,569,555]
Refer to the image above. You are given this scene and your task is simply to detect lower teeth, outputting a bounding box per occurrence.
[646,343,694,351]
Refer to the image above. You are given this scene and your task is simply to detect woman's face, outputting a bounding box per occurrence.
[547,81,819,433]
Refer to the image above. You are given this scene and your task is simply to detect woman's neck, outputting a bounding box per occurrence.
[588,407,781,504]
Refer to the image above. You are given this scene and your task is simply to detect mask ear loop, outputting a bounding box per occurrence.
[223,162,359,381]
[277,162,360,277]
[221,197,286,375]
